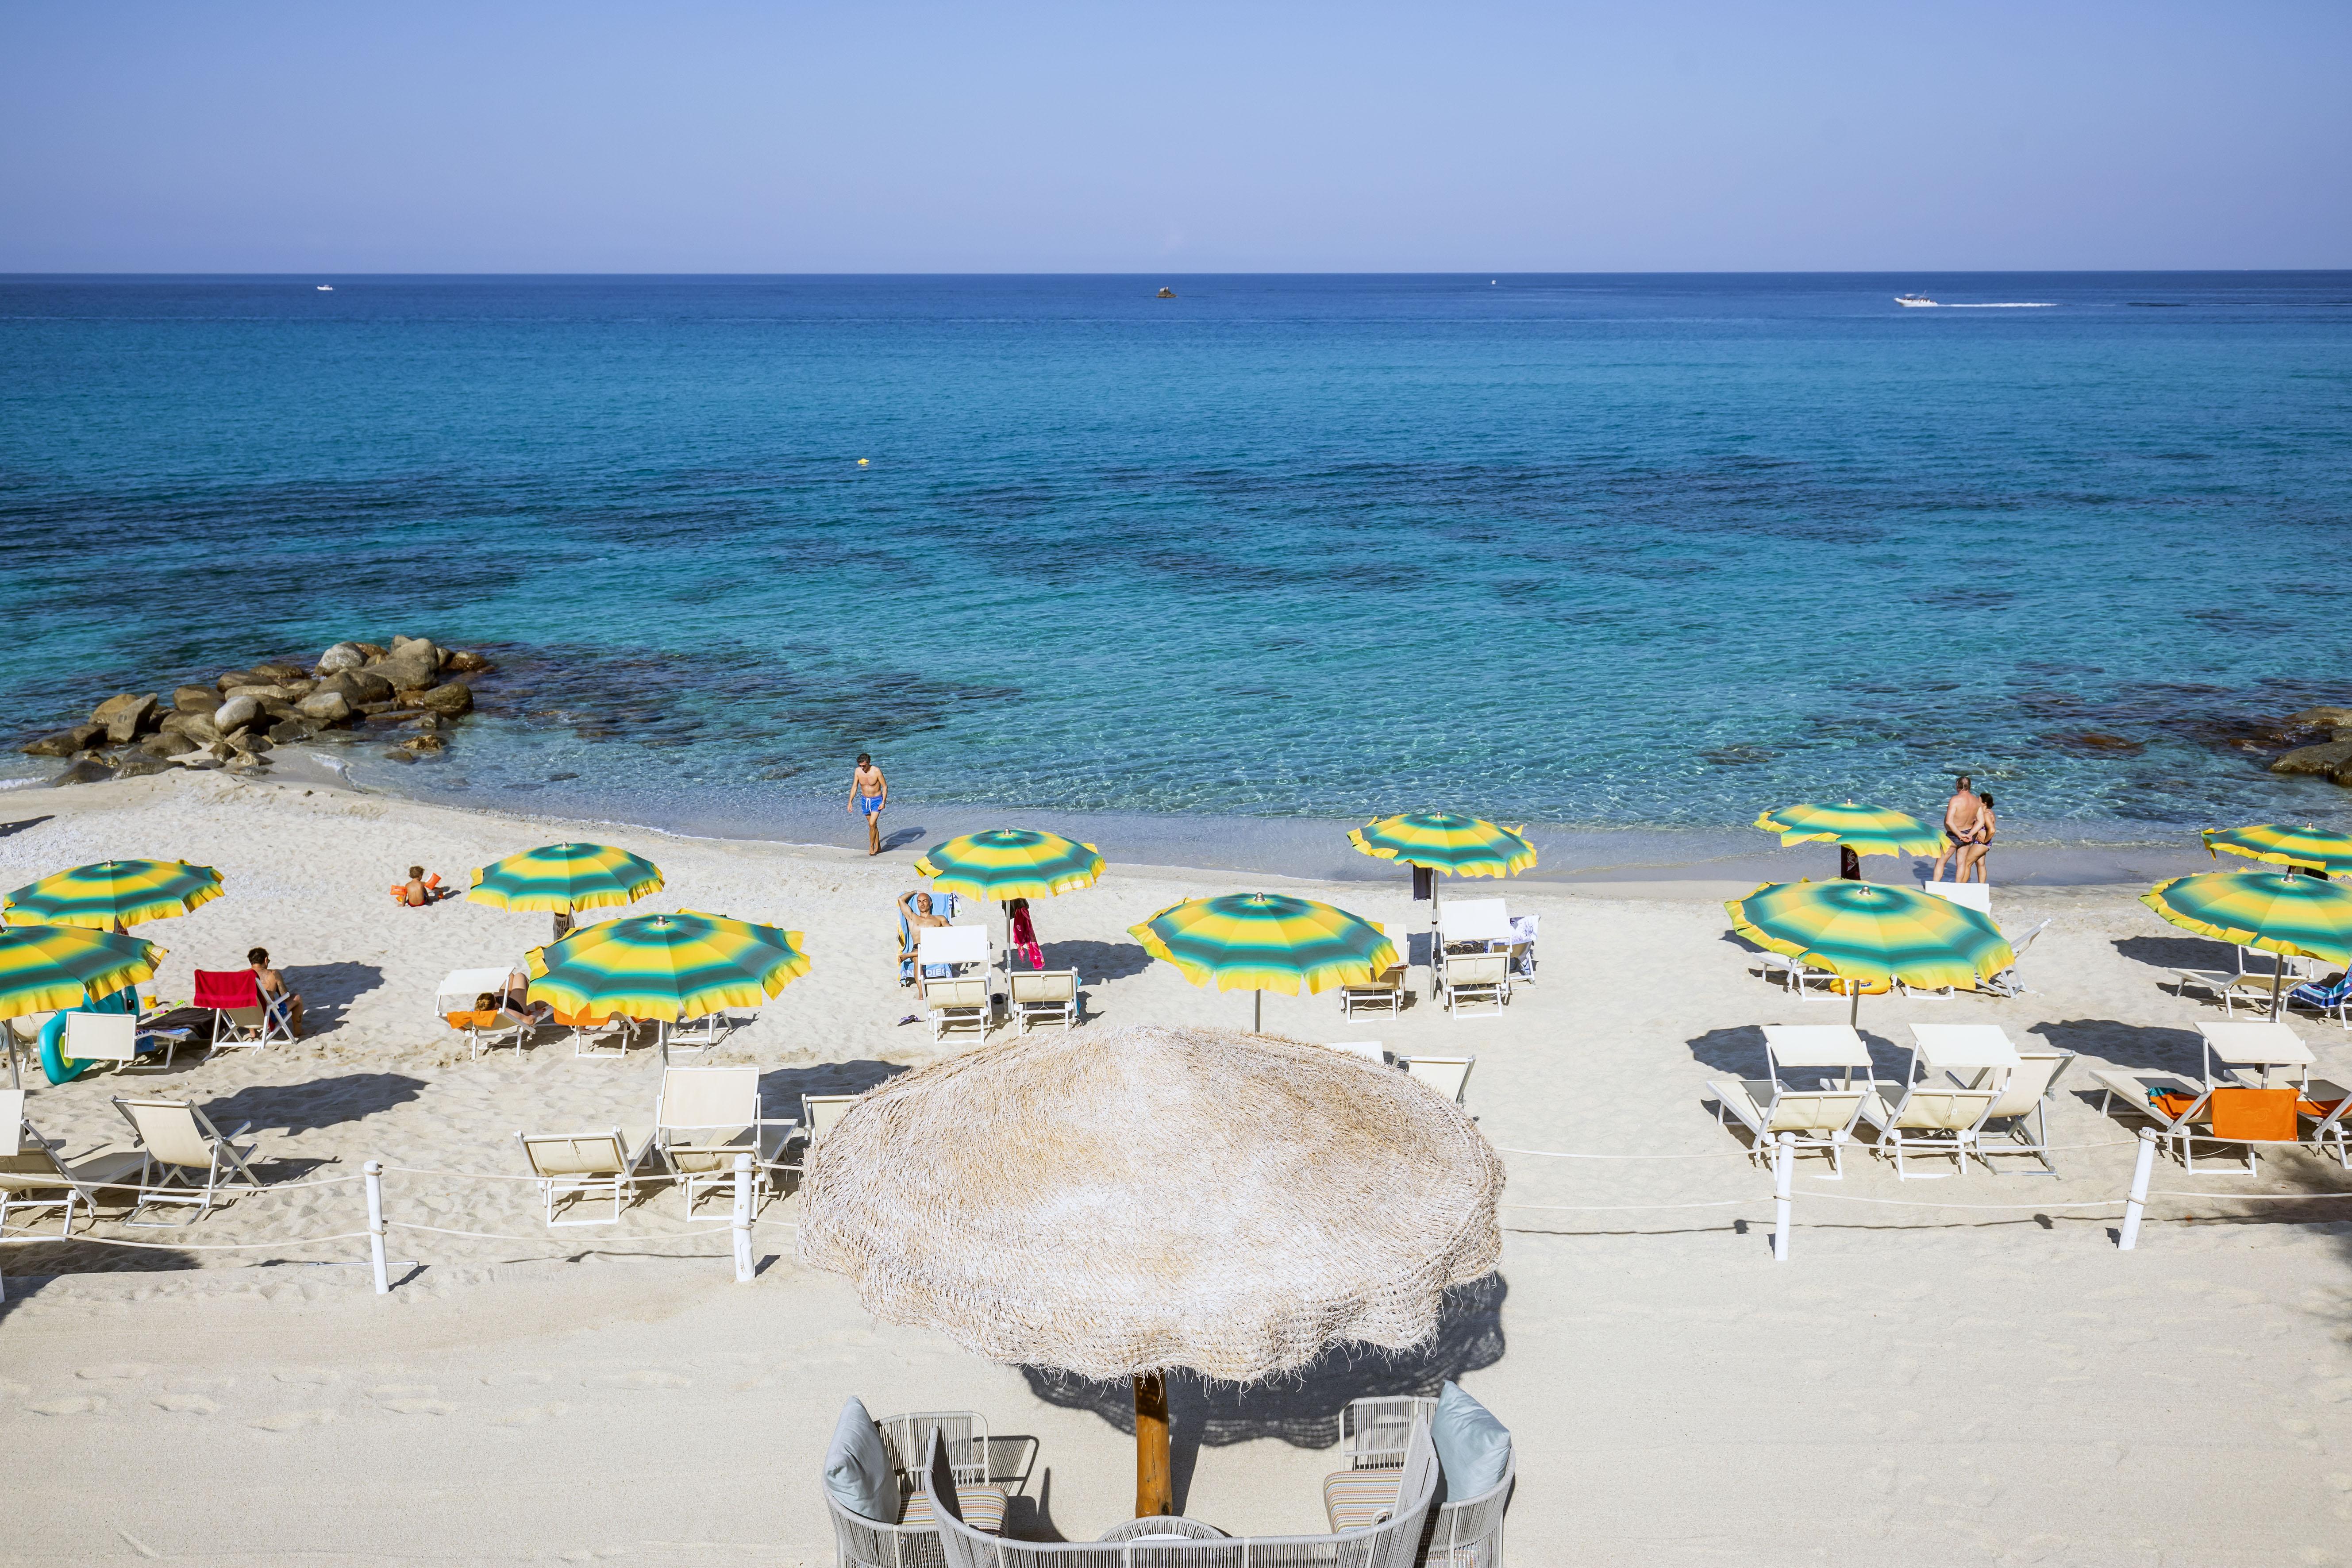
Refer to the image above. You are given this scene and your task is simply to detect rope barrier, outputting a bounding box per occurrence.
[385,1220,735,1245]
[1499,1198,1768,1213]
[0,1227,370,1252]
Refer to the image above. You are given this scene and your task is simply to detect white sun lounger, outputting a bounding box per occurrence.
[516,1128,649,1226]
[109,1096,266,1226]
[1947,1049,2076,1174]
[1324,1040,1391,1064]
[1709,1079,1868,1175]
[0,1119,144,1237]
[651,1065,791,1209]
[1917,879,1992,914]
[1402,1055,1474,1107]
[1008,970,1079,1033]
[1440,952,1510,1016]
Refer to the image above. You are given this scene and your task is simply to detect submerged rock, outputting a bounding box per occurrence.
[2269,739,2352,777]
[380,747,418,765]
[445,650,494,673]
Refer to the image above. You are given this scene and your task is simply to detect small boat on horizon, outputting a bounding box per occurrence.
[316,285,334,292]
[1156,287,1176,299]
[1895,293,1936,307]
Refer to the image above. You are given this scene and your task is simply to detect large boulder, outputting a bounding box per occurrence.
[250,661,308,683]
[160,710,221,746]
[91,693,159,744]
[445,649,495,673]
[2270,739,2352,777]
[136,733,181,758]
[416,682,474,717]
[298,690,354,724]
[215,670,261,693]
[223,683,292,702]
[213,694,264,734]
[315,642,370,676]
[113,755,175,780]
[370,639,441,693]
[321,669,394,705]
[50,758,115,786]
[21,724,101,757]
[172,685,221,714]
[267,717,318,744]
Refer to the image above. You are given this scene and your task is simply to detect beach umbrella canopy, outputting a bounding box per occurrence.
[0,924,164,1090]
[523,909,808,1024]
[912,828,1105,903]
[2143,870,2352,1018]
[469,843,663,915]
[1754,802,1945,861]
[1131,892,1396,1030]
[1727,878,2016,1024]
[795,1022,1502,1517]
[2202,824,2352,878]
[4,859,223,930]
[1347,812,1536,879]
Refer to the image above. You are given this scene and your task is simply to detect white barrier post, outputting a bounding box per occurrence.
[1772,1132,1794,1262]
[364,1160,389,1294]
[731,1152,754,1284]
[2117,1128,2157,1251]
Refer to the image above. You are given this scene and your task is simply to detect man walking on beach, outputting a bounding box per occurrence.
[1929,773,1982,883]
[847,752,888,855]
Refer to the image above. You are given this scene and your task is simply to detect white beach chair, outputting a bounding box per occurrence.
[562,1009,641,1059]
[1917,879,1992,915]
[800,1093,860,1156]
[0,1117,144,1237]
[1440,952,1510,1017]
[1324,1040,1390,1064]
[516,1128,647,1226]
[62,1011,191,1073]
[2091,1067,2294,1173]
[1755,950,1839,996]
[2299,1082,2352,1168]
[651,1064,790,1208]
[1859,1081,2001,1179]
[1948,1049,2076,1174]
[661,1012,732,1059]
[1008,970,1078,1033]
[1979,918,2050,998]
[1403,1054,1474,1107]
[916,927,994,1042]
[1709,1079,1868,1175]
[1338,958,1409,1016]
[1438,899,1513,978]
[109,1095,266,1226]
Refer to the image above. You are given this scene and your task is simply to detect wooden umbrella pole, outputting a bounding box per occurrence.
[1133,1371,1172,1518]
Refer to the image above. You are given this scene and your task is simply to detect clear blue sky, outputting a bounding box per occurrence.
[3,0,2344,272]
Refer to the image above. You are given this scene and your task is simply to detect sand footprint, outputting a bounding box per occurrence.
[270,1367,341,1387]
[154,1394,221,1415]
[30,1396,108,1415]
[76,1363,153,1381]
[250,1409,337,1433]
[592,1369,689,1390]
[485,1403,574,1427]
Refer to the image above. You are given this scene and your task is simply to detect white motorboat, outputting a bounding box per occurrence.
[1895,293,1936,307]
[316,285,334,291]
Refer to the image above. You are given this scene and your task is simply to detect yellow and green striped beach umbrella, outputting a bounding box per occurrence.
[913,828,1105,903]
[470,843,663,919]
[1348,813,1536,879]
[4,859,223,930]
[1726,879,2016,1024]
[0,924,162,1018]
[2202,824,2352,878]
[524,909,809,1024]
[1754,802,1945,859]
[2144,871,2352,1017]
[1131,892,1396,1032]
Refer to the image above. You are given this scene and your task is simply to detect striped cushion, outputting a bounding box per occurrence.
[899,1484,1008,1535]
[1323,1467,1404,1532]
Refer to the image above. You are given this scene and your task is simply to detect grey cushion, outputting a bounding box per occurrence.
[824,1397,901,1524]
[1431,1381,1511,1499]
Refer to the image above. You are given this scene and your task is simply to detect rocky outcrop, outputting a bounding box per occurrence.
[2269,739,2352,777]
[17,635,493,780]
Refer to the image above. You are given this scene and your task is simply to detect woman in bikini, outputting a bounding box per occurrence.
[1959,792,1997,884]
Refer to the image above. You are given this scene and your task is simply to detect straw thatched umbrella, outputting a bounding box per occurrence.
[796,1023,1503,1518]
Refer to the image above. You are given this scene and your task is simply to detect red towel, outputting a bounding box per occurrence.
[1010,904,1043,970]
[193,969,260,1009]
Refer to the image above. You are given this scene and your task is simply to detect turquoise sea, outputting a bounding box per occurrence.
[4,274,2349,874]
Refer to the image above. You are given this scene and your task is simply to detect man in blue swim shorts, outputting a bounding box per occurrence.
[847,752,889,855]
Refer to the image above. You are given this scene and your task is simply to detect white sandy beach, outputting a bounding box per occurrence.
[4,768,2350,1566]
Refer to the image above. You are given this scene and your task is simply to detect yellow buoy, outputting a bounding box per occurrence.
[857,458,869,466]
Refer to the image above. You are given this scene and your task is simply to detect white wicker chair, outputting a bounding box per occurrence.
[1329,1396,1514,1568]
[826,1410,1003,1568]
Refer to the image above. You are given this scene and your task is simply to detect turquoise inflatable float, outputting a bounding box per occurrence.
[38,985,140,1085]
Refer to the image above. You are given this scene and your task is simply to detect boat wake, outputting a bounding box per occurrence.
[1945,302,2058,308]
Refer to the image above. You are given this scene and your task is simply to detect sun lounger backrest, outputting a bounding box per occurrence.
[921,976,992,1008]
[1981,1052,2068,1119]
[114,1098,215,1169]
[1441,899,1512,944]
[0,1089,25,1146]
[193,968,259,1009]
[1890,1086,1999,1131]
[658,1066,758,1133]
[1764,1089,1865,1133]
[802,1094,859,1144]
[1407,1056,1474,1103]
[1448,952,1511,984]
[63,1012,139,1063]
[519,1130,627,1178]
[1009,971,1074,1002]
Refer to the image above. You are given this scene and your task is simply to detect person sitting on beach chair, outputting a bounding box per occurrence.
[247,947,304,1039]
[898,890,955,984]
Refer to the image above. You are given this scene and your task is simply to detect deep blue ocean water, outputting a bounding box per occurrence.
[4,273,2350,861]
